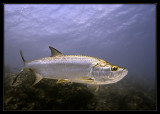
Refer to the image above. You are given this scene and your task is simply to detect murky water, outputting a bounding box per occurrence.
[4,4,156,110]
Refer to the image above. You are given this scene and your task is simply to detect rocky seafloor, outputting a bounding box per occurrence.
[3,70,156,110]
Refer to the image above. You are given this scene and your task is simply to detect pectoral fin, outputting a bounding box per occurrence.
[82,77,95,82]
[81,77,99,92]
[87,84,99,92]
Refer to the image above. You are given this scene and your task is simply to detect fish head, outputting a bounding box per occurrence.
[92,63,128,85]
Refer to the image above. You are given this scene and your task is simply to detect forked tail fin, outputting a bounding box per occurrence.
[12,69,23,85]
[20,50,26,65]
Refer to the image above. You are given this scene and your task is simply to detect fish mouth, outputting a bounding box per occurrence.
[108,68,128,80]
[117,68,128,80]
[122,68,128,77]
[94,68,128,85]
[108,68,128,82]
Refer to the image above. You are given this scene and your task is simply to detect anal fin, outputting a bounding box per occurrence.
[32,73,43,86]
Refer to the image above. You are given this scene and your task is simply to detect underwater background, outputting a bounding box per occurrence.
[4,4,156,110]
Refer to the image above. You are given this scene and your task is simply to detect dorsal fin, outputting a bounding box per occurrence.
[49,46,63,57]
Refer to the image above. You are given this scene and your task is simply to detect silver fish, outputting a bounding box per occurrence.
[12,46,128,91]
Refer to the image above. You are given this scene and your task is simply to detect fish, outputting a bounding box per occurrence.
[12,46,128,91]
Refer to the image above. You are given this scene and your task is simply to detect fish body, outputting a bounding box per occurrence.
[26,56,98,82]
[12,46,128,88]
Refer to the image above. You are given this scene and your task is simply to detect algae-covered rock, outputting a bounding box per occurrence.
[4,72,97,110]
[3,72,156,110]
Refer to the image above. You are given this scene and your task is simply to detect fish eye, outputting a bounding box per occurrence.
[111,66,119,71]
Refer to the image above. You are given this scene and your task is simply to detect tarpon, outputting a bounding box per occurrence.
[12,46,128,91]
